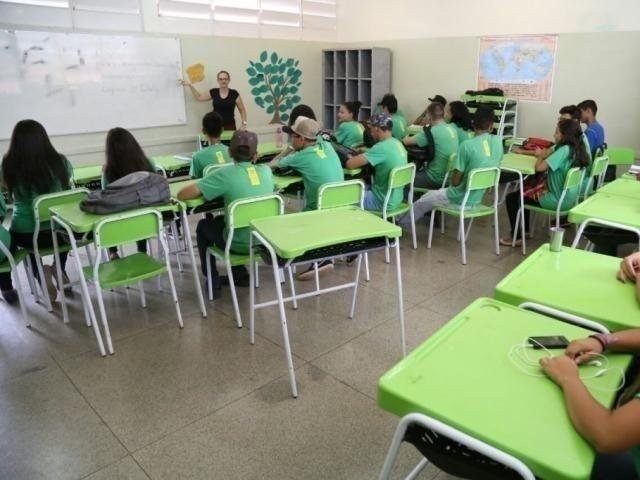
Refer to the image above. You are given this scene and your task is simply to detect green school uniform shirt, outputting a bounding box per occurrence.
[391,114,408,140]
[100,158,157,189]
[451,123,475,145]
[279,141,344,211]
[539,145,580,211]
[7,155,74,233]
[0,195,9,262]
[413,123,459,187]
[197,162,274,253]
[446,133,502,206]
[190,143,231,179]
[334,121,364,148]
[364,137,408,210]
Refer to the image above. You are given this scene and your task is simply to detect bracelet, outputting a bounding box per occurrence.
[589,333,614,351]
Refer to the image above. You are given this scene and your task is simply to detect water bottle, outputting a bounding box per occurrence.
[275,126,284,149]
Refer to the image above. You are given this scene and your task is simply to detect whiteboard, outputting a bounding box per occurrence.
[0,30,187,139]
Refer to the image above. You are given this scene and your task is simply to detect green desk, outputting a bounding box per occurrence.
[569,192,640,229]
[500,152,537,254]
[378,297,630,480]
[220,130,233,142]
[495,244,638,332]
[49,201,207,356]
[73,165,103,190]
[249,206,403,397]
[598,177,640,199]
[273,174,303,191]
[152,155,191,179]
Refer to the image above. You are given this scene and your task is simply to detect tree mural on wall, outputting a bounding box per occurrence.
[247,51,302,124]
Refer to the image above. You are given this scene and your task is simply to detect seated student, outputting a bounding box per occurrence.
[540,277,640,480]
[270,104,318,164]
[412,94,447,126]
[403,102,459,190]
[335,101,365,148]
[445,101,475,145]
[501,119,590,245]
[0,193,17,304]
[2,119,73,300]
[578,99,606,158]
[346,113,408,211]
[379,94,408,140]
[177,130,274,296]
[101,127,157,260]
[277,116,344,279]
[190,112,231,179]
[398,107,502,227]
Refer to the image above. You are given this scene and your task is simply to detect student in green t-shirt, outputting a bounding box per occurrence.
[539,317,640,480]
[177,130,274,296]
[0,193,17,304]
[190,111,231,178]
[101,127,158,261]
[502,119,589,246]
[403,102,459,190]
[445,101,475,145]
[398,107,502,228]
[1,119,74,301]
[335,101,365,148]
[379,93,407,140]
[346,113,408,211]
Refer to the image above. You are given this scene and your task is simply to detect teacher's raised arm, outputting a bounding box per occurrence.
[181,69,248,131]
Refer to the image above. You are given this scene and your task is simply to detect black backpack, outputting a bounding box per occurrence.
[406,125,436,171]
[80,171,170,214]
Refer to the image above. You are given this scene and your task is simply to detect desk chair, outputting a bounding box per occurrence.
[580,155,608,200]
[206,194,284,328]
[379,413,535,480]
[371,163,417,263]
[86,209,182,355]
[428,167,500,265]
[512,167,584,252]
[0,244,29,327]
[32,189,94,313]
[604,147,634,182]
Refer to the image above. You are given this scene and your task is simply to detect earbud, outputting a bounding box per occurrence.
[595,369,607,377]
[588,360,603,367]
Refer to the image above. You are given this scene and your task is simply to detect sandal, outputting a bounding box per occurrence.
[499,237,522,247]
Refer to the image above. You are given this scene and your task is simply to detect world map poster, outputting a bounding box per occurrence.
[477,35,558,102]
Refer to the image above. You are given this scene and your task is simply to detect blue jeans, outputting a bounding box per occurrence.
[363,189,383,211]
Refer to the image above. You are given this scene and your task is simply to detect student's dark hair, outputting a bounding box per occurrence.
[202,111,223,138]
[217,70,230,80]
[342,100,362,119]
[559,105,581,121]
[556,118,590,169]
[426,102,444,121]
[379,93,398,114]
[472,106,495,131]
[289,104,316,125]
[104,127,154,184]
[2,119,70,197]
[577,99,597,115]
[448,101,473,131]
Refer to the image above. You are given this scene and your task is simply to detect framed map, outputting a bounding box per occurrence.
[477,35,558,102]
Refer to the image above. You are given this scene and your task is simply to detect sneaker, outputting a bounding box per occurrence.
[41,265,58,302]
[1,288,19,305]
[296,260,334,281]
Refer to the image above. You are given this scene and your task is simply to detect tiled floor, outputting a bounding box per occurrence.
[0,212,550,479]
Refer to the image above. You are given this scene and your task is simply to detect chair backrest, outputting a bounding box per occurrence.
[606,147,635,166]
[590,155,609,179]
[227,194,284,230]
[441,153,458,187]
[563,166,584,191]
[197,134,209,151]
[94,209,161,249]
[317,180,365,210]
[203,163,232,177]
[34,188,90,225]
[466,167,500,191]
[388,163,416,189]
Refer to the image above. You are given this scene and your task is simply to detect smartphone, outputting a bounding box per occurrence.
[527,336,570,349]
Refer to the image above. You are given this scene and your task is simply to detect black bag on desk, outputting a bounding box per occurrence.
[407,125,435,171]
[80,171,170,214]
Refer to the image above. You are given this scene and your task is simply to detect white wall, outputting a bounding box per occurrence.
[337,0,640,42]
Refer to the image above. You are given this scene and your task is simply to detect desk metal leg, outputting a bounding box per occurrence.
[52,216,106,357]
[50,225,69,323]
[394,240,406,357]
[517,173,526,255]
[348,254,363,319]
[180,209,207,318]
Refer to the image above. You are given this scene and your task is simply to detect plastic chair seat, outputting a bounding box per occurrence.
[371,202,411,219]
[435,203,495,218]
[83,252,166,288]
[208,245,252,267]
[0,249,28,273]
[523,204,573,216]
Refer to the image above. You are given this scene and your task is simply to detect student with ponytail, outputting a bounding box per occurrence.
[335,101,365,148]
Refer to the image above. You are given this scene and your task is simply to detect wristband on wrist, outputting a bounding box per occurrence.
[589,333,614,351]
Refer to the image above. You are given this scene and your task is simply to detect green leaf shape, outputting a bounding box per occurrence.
[279,64,286,73]
[294,60,299,66]
[291,95,301,103]
[279,103,287,112]
[289,86,298,94]
[248,77,261,86]
[255,63,264,72]
[271,52,278,64]
[260,84,269,93]
[286,59,294,67]
[264,94,273,102]
[255,97,265,108]
[266,104,275,114]
[281,113,289,122]
[251,86,262,96]
[260,51,268,62]
[246,67,256,76]
[276,76,284,86]
[274,85,281,97]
